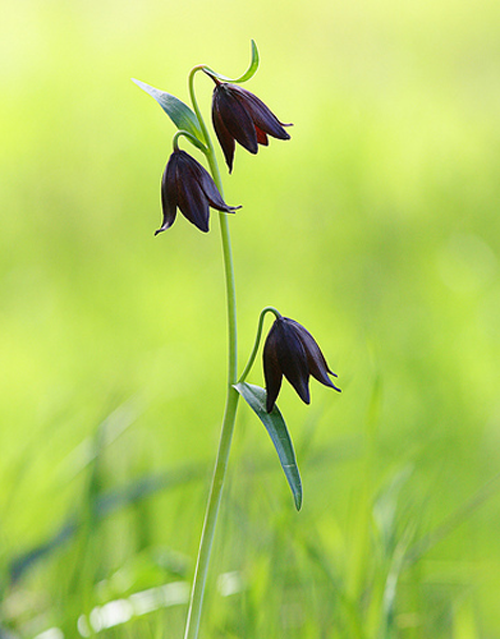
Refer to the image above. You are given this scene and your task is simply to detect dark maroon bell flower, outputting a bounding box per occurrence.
[156,149,241,235]
[211,82,291,173]
[263,316,341,413]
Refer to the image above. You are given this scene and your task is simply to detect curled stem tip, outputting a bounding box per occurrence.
[197,40,260,86]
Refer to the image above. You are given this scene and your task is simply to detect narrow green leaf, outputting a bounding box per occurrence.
[234,382,302,510]
[203,39,260,84]
[132,78,206,148]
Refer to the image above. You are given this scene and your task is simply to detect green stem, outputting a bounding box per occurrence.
[172,129,208,153]
[238,306,281,383]
[183,66,239,639]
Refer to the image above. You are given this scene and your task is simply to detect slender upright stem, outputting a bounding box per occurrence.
[183,67,240,639]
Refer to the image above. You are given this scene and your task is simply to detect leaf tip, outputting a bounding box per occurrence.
[295,492,303,511]
[293,483,303,511]
[131,78,152,95]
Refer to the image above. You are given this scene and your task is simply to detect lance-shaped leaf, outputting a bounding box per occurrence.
[234,382,302,510]
[203,40,259,84]
[132,78,206,149]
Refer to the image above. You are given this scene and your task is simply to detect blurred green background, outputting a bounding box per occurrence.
[2,0,500,636]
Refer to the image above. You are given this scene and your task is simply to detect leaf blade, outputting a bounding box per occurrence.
[234,382,302,510]
[132,78,205,147]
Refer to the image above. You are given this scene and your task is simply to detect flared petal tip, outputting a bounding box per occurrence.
[325,369,341,392]
[279,123,293,140]
[154,218,177,235]
[154,225,168,236]
[265,391,286,414]
[190,218,210,233]
[324,377,342,393]
[210,202,241,214]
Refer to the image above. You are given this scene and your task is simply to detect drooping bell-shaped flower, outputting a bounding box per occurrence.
[157,149,241,235]
[263,316,341,413]
[211,82,291,173]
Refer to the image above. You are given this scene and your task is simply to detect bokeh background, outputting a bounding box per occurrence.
[2,0,500,636]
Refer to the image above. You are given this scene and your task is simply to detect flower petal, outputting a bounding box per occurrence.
[275,319,311,406]
[189,157,241,213]
[212,97,236,172]
[214,85,258,155]
[231,85,291,141]
[255,126,269,146]
[156,154,179,235]
[288,319,341,392]
[177,182,210,232]
[263,323,284,413]
[176,153,210,232]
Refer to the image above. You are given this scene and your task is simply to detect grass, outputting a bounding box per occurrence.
[2,0,500,636]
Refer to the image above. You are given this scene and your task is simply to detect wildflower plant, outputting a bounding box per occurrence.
[133,41,341,639]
